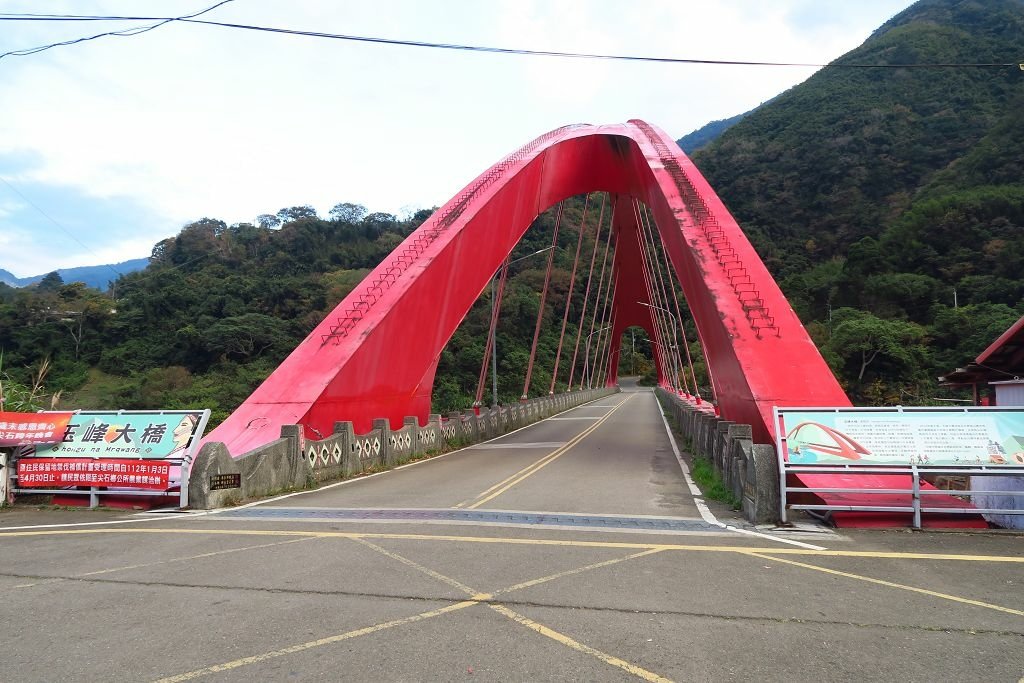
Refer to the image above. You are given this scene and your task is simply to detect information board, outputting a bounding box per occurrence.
[775,407,1024,467]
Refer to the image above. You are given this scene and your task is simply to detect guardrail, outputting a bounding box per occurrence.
[780,463,1024,529]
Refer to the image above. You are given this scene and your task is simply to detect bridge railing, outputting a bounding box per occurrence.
[655,387,780,524]
[187,387,618,509]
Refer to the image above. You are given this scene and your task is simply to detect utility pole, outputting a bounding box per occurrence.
[631,329,636,376]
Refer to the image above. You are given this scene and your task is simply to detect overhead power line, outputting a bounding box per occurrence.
[0,0,235,61]
[183,19,1022,69]
[0,9,1019,69]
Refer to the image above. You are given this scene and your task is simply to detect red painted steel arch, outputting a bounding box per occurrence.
[204,121,850,456]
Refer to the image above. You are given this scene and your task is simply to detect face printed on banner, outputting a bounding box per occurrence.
[171,414,200,453]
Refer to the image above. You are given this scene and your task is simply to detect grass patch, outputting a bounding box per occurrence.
[690,456,742,510]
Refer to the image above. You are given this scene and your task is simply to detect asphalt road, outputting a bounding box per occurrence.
[1,385,1022,682]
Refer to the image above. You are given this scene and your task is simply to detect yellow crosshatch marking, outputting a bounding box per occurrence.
[1,526,1018,682]
[741,551,1024,617]
[151,530,676,682]
[151,600,482,683]
[488,603,674,683]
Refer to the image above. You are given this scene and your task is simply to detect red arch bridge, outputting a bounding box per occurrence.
[201,120,975,527]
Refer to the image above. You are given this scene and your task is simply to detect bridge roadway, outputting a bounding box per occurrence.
[1,385,1023,681]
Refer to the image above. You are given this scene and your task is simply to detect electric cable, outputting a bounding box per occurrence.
[0,1,235,61]
[1,10,1018,69]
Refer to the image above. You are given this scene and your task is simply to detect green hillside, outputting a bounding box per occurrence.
[691,0,1024,401]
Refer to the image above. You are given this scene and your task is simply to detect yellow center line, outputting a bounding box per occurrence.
[151,599,481,683]
[3,527,1024,564]
[455,394,631,508]
[742,551,1024,617]
[489,603,674,683]
[462,393,635,510]
[456,396,629,505]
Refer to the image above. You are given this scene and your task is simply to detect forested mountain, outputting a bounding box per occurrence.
[675,111,748,153]
[690,0,1024,401]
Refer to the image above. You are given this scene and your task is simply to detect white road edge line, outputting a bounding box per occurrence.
[0,394,615,531]
[652,391,828,551]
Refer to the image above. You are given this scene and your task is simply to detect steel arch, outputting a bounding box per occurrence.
[204,121,850,455]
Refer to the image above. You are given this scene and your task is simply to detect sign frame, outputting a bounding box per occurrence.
[773,405,1024,528]
[11,409,211,509]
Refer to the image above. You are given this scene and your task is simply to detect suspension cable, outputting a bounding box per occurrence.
[639,204,687,395]
[645,213,717,404]
[567,194,609,390]
[579,210,615,389]
[589,242,618,387]
[633,198,674,390]
[585,232,614,387]
[644,205,699,399]
[549,193,591,394]
[475,257,510,406]
[521,202,564,400]
[594,283,618,387]
[634,201,675,389]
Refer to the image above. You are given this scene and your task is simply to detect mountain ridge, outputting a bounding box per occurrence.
[686,0,1023,399]
[0,258,150,290]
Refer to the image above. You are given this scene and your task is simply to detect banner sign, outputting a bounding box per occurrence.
[31,411,207,460]
[776,407,1024,467]
[17,458,171,489]
[0,411,73,447]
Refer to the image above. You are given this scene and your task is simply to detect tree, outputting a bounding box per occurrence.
[256,214,281,229]
[36,271,64,293]
[826,308,926,384]
[200,313,293,361]
[329,202,367,223]
[276,205,318,223]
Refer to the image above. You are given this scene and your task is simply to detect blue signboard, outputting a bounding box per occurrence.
[776,407,1024,467]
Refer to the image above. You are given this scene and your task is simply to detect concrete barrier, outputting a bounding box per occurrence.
[655,387,780,524]
[189,387,618,509]
[188,424,309,509]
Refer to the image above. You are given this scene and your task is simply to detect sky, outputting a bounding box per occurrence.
[0,0,915,278]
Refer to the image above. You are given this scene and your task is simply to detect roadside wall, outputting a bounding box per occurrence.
[189,387,618,509]
[655,388,779,524]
